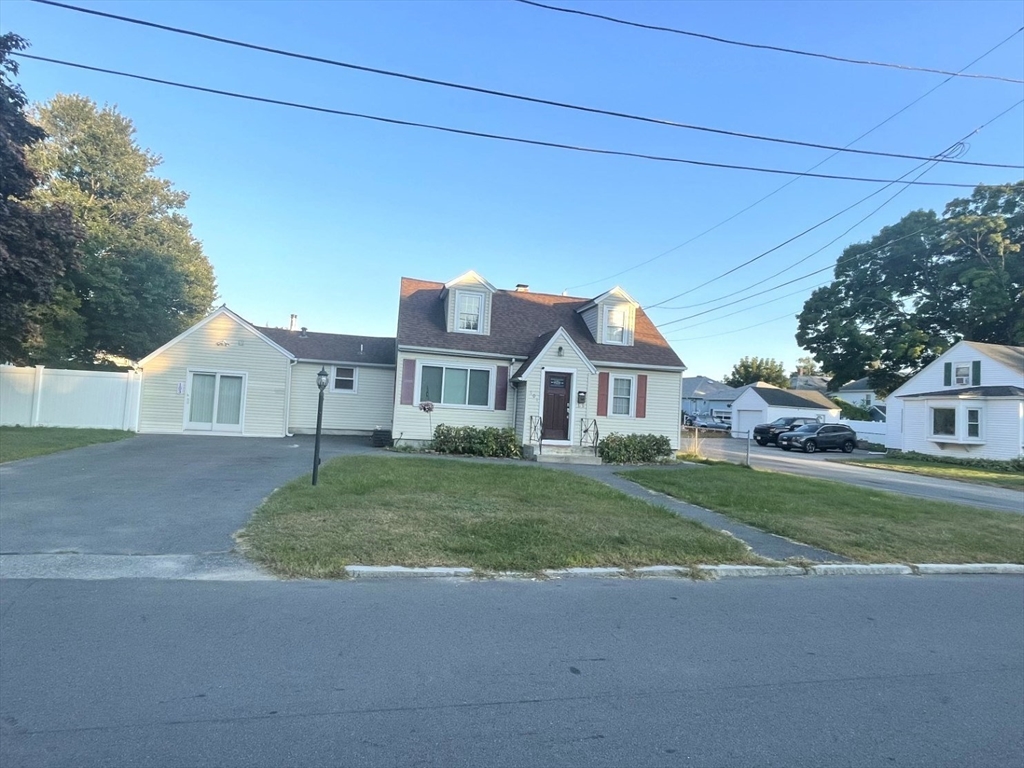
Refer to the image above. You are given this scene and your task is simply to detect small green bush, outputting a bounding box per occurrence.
[598,433,673,464]
[432,425,522,458]
[892,450,1024,474]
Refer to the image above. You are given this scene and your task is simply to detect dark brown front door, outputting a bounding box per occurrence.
[542,372,571,440]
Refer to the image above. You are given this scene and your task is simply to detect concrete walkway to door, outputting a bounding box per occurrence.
[0,435,374,557]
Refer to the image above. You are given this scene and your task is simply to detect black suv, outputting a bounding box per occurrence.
[752,417,818,446]
[776,424,858,454]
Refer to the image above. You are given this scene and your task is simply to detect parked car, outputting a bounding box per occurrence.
[776,424,858,453]
[752,417,818,446]
[684,414,729,431]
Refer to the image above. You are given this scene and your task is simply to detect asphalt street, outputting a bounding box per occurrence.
[699,437,1024,514]
[2,576,1022,768]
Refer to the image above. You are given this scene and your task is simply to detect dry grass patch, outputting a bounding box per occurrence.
[621,465,1024,564]
[237,456,759,577]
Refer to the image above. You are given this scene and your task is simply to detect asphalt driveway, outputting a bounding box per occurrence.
[0,435,376,556]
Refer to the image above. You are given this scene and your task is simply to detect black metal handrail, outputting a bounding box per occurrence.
[580,418,599,456]
[529,415,544,455]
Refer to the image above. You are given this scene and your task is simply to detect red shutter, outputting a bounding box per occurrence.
[400,358,416,405]
[636,374,648,419]
[495,365,508,410]
[597,372,609,416]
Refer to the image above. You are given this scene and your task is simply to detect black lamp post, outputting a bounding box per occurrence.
[312,366,329,486]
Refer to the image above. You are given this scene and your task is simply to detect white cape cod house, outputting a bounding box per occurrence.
[134,271,687,455]
[886,341,1024,460]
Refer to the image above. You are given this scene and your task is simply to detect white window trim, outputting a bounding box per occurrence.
[415,361,495,410]
[952,361,972,386]
[603,305,627,346]
[330,365,358,394]
[454,289,485,335]
[927,401,985,444]
[609,374,636,418]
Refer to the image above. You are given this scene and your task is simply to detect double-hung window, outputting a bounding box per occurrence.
[420,364,491,407]
[456,292,483,333]
[604,307,625,344]
[966,408,981,439]
[611,375,634,416]
[332,366,356,393]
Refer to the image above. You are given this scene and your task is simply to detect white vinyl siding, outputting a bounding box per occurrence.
[138,313,290,437]
[579,306,598,341]
[393,352,512,441]
[289,362,394,435]
[901,398,1020,460]
[594,366,681,450]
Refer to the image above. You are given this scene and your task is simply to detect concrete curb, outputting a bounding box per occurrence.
[914,563,1024,575]
[809,564,915,577]
[345,565,475,579]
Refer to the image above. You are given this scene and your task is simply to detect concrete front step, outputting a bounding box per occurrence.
[523,444,603,465]
[535,453,603,466]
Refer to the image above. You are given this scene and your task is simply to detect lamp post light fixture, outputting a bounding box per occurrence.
[312,366,329,486]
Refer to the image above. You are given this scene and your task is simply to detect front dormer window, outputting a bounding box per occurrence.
[604,307,625,344]
[953,363,970,385]
[456,291,483,333]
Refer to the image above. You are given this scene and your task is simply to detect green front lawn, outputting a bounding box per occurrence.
[621,465,1024,564]
[0,426,134,463]
[237,456,759,577]
[843,455,1024,490]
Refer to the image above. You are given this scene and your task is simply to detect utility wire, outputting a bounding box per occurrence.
[654,224,937,329]
[514,0,1024,85]
[655,149,952,311]
[25,0,1023,170]
[644,99,1024,310]
[665,310,799,343]
[565,27,1024,291]
[15,53,1001,189]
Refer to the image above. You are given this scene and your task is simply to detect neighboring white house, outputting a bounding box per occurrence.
[838,377,887,409]
[682,376,738,421]
[886,341,1024,460]
[729,383,840,438]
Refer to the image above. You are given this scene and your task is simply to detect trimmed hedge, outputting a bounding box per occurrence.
[598,433,673,464]
[892,450,1024,474]
[432,425,522,458]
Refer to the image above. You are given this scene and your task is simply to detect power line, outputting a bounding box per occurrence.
[25,0,1023,170]
[655,149,952,311]
[514,0,1024,85]
[564,26,1024,292]
[15,53,1002,189]
[654,224,938,329]
[664,310,799,343]
[644,100,1023,311]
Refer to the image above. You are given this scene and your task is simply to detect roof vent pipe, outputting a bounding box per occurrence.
[289,314,298,331]
[300,327,308,338]
[359,343,364,355]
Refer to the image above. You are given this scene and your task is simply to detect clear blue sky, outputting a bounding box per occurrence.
[4,0,1023,379]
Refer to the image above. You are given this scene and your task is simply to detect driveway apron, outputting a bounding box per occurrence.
[0,435,374,556]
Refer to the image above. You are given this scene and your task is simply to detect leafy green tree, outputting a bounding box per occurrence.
[0,34,81,363]
[797,183,1023,395]
[723,356,789,388]
[24,94,216,365]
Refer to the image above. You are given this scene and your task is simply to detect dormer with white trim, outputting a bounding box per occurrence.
[440,270,496,336]
[575,287,639,346]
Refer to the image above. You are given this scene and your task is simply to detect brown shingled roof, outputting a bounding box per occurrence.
[256,326,396,365]
[397,278,684,369]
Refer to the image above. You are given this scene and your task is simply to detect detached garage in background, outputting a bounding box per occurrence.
[729,382,840,438]
[137,306,395,437]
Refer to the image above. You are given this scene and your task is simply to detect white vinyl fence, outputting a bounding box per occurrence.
[0,365,140,431]
[840,419,886,445]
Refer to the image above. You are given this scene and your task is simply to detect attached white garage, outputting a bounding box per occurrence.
[729,383,840,438]
[137,306,396,437]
